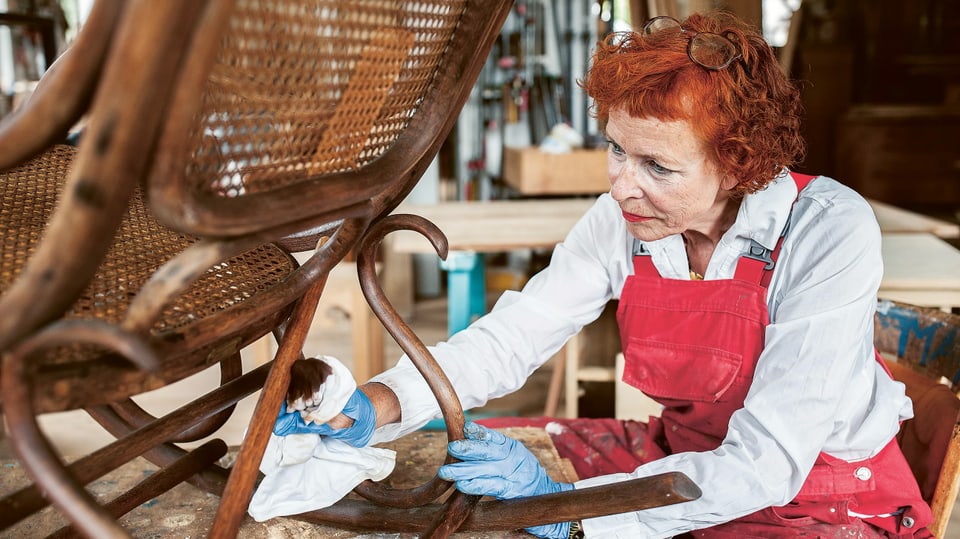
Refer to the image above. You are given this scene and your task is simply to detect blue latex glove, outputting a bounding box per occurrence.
[438,422,574,539]
[272,388,376,447]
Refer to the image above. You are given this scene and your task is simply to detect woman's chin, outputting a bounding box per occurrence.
[627,223,669,243]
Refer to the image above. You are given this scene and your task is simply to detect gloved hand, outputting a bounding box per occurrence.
[438,422,574,539]
[285,356,357,424]
[273,387,376,447]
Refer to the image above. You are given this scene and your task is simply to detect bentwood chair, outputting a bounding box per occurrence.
[0,1,699,537]
[876,299,960,539]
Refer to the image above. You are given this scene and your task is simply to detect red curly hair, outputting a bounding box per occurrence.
[581,11,805,194]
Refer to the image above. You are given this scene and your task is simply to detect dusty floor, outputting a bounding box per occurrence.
[3,288,960,537]
[0,428,572,538]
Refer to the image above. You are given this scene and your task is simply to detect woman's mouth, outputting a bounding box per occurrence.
[622,210,651,223]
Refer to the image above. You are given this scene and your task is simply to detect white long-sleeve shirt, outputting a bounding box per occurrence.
[369,172,912,538]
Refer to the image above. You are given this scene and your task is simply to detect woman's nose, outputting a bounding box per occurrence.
[609,163,643,202]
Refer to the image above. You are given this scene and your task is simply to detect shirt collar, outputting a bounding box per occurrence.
[727,170,798,250]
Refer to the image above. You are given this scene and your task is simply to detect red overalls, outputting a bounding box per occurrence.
[617,173,933,538]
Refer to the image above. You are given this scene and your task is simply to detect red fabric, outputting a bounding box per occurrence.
[477,416,664,480]
[617,273,768,452]
[692,516,933,539]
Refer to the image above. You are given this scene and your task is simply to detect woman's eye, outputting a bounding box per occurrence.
[648,160,671,176]
[608,141,625,156]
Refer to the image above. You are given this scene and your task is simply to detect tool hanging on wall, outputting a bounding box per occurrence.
[524,0,565,145]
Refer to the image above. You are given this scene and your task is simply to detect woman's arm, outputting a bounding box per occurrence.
[367,195,626,441]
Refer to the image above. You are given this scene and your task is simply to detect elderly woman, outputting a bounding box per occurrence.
[278,10,932,539]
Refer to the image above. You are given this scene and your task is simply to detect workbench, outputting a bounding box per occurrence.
[0,428,576,538]
[879,233,960,312]
[388,196,960,334]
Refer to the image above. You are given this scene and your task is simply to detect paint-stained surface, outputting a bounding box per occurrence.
[876,299,960,385]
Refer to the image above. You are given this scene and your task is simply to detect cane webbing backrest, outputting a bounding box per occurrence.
[149,0,478,236]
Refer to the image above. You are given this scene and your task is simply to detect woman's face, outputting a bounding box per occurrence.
[605,106,737,242]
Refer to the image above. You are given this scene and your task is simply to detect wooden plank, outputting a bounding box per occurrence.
[870,198,959,238]
[389,197,958,255]
[389,198,596,254]
[880,233,960,311]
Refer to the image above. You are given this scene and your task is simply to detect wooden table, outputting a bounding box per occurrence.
[879,233,960,311]
[869,199,959,238]
[390,198,598,254]
[388,197,960,334]
[390,198,597,334]
[391,197,959,254]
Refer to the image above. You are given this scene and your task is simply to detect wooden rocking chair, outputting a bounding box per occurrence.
[0,1,699,537]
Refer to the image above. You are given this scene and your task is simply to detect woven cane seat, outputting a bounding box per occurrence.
[0,145,297,412]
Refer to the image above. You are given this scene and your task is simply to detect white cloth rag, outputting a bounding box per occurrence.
[285,354,357,425]
[248,432,396,521]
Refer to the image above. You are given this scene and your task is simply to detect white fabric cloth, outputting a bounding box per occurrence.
[285,355,356,425]
[248,433,396,522]
[368,172,913,538]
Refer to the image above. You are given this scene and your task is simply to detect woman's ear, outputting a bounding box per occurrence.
[720,175,739,191]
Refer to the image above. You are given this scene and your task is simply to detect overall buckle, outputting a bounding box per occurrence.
[632,239,651,256]
[743,239,774,270]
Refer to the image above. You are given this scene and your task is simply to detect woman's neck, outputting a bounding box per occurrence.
[681,197,741,276]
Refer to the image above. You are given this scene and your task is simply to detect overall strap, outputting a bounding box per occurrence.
[733,171,817,286]
[631,239,658,276]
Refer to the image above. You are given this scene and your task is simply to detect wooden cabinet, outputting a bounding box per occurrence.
[835,105,960,214]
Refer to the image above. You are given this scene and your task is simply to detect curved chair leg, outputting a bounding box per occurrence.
[2,349,131,538]
[210,217,376,538]
[1,318,164,537]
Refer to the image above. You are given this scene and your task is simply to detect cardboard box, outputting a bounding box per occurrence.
[502,146,609,195]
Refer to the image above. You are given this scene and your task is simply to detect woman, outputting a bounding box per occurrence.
[277,11,933,538]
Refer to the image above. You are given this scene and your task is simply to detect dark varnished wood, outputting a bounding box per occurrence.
[296,472,701,533]
[0,0,125,171]
[0,1,702,537]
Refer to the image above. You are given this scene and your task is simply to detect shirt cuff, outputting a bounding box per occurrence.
[368,356,442,443]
